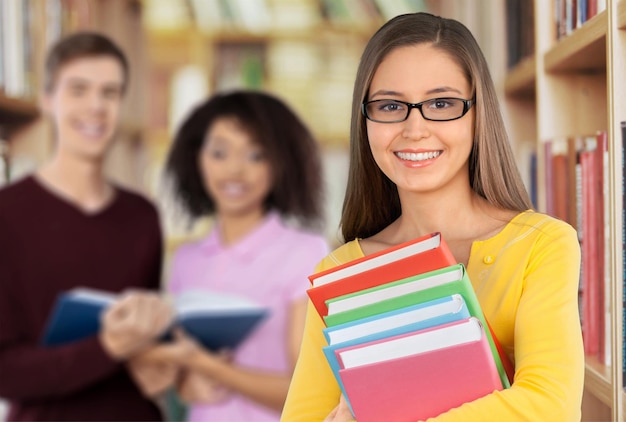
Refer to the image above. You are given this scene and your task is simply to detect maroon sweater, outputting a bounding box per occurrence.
[0,176,164,421]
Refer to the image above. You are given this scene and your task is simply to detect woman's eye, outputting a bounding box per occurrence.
[248,150,266,162]
[208,149,226,159]
[432,99,452,109]
[380,101,403,112]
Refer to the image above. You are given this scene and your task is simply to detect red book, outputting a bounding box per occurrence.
[336,317,503,422]
[580,140,599,355]
[307,232,456,318]
[595,130,608,362]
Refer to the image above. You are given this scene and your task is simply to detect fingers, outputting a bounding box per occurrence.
[100,291,175,360]
[177,370,230,404]
[127,358,179,398]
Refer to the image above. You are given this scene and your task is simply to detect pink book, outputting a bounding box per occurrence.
[336,317,503,422]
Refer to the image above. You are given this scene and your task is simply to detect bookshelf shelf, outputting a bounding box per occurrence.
[584,354,613,408]
[544,11,607,73]
[504,55,536,97]
[0,94,39,126]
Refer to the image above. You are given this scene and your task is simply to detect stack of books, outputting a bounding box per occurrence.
[306,232,512,422]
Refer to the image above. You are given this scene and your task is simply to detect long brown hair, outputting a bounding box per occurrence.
[340,12,532,242]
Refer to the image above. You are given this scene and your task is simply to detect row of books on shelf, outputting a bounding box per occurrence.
[506,0,608,69]
[185,0,424,34]
[555,0,606,40]
[543,130,609,365]
[0,0,96,99]
[305,232,512,421]
[0,0,36,98]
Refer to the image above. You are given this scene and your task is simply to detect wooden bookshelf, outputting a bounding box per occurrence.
[0,94,38,126]
[544,10,607,72]
[503,0,626,420]
[504,55,536,97]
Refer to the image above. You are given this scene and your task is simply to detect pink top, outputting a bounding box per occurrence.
[168,212,329,421]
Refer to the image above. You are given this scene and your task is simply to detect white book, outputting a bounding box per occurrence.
[338,317,483,369]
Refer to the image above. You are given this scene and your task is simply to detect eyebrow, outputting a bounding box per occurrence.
[369,86,464,98]
[66,77,123,90]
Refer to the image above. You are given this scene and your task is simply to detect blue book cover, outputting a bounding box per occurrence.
[41,288,269,351]
[322,294,470,411]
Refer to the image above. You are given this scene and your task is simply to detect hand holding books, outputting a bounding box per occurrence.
[41,288,269,354]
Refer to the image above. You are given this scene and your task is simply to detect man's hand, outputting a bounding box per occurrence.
[100,290,174,360]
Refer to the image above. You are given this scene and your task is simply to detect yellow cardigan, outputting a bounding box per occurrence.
[281,210,584,421]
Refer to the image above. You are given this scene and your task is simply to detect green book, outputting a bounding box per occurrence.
[323,263,511,388]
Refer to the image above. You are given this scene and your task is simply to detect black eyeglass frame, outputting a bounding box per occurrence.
[361,97,475,123]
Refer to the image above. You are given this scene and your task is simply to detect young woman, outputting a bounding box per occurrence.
[281,12,583,422]
[137,90,329,421]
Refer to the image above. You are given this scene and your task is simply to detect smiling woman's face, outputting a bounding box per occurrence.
[198,117,272,219]
[365,43,475,197]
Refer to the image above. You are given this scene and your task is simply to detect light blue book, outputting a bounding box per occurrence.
[322,294,469,412]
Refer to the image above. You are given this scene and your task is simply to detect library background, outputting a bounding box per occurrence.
[0,0,624,420]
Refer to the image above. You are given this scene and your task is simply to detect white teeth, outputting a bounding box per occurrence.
[222,183,245,195]
[395,151,441,161]
[77,123,105,137]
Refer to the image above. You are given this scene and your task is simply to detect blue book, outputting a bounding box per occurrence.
[322,294,470,412]
[41,288,269,351]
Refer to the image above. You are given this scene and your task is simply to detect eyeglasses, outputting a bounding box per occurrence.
[362,97,474,123]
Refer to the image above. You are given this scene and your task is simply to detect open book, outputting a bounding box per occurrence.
[41,287,269,351]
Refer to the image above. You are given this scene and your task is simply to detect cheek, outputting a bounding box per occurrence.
[254,165,273,195]
[198,156,218,195]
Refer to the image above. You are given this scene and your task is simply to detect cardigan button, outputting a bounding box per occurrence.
[483,255,495,264]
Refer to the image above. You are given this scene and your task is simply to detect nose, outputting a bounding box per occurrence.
[87,91,106,112]
[402,104,430,140]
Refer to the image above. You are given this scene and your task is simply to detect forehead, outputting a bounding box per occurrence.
[370,44,469,95]
[54,56,124,88]
[206,117,255,144]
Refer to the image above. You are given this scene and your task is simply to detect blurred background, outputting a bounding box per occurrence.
[0,0,515,249]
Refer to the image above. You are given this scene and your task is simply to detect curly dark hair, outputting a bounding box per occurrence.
[164,90,325,230]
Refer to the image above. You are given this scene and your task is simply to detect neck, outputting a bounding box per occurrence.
[218,209,268,246]
[394,182,486,242]
[37,151,112,213]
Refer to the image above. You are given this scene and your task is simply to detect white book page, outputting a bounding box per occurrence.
[327,294,465,344]
[70,288,118,306]
[327,267,463,315]
[339,317,482,369]
[174,289,264,317]
[313,234,440,287]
